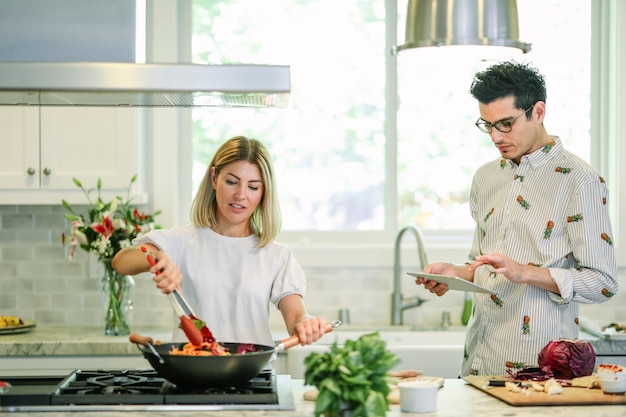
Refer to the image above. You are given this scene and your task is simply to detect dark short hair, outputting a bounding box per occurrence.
[470,61,547,111]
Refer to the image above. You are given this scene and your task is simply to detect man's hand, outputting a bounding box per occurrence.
[470,253,524,283]
[470,253,559,293]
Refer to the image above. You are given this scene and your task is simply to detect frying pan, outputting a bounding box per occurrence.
[131,320,341,387]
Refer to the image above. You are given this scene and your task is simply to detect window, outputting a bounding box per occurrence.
[191,0,591,231]
[182,0,625,266]
[191,0,386,231]
[396,0,591,230]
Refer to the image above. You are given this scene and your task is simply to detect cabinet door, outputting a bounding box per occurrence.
[40,107,140,191]
[0,107,40,189]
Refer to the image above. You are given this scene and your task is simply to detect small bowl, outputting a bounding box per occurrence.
[398,380,439,413]
[599,378,626,394]
[597,364,626,394]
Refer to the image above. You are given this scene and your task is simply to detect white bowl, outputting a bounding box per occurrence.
[598,378,626,394]
[398,380,439,413]
[597,364,626,394]
[598,371,626,381]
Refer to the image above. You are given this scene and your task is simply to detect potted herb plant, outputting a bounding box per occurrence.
[304,332,400,417]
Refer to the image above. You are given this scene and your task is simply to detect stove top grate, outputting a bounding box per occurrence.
[47,368,278,406]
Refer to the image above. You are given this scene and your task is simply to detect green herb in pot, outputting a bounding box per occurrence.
[304,332,401,417]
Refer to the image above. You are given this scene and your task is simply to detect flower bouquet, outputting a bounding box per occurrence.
[62,175,160,335]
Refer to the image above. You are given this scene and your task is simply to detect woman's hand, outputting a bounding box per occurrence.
[279,294,328,345]
[138,245,183,294]
[148,250,183,294]
[113,244,182,294]
[293,316,328,346]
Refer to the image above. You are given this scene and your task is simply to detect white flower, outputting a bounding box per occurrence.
[110,197,119,213]
[119,239,133,249]
[112,218,125,230]
[72,225,88,246]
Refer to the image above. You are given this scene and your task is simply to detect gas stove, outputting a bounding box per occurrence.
[0,369,295,412]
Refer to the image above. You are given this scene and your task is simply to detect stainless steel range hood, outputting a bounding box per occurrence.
[0,62,291,107]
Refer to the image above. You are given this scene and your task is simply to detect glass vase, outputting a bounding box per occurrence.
[100,262,135,336]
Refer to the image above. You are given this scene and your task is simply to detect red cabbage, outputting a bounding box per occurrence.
[235,343,256,354]
[537,339,595,379]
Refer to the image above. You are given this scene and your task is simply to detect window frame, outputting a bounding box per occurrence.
[145,0,625,269]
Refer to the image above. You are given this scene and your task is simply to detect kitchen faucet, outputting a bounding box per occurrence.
[391,224,429,325]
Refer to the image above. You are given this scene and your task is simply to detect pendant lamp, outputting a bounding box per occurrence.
[397,0,531,58]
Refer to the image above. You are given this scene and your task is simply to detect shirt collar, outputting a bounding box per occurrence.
[515,136,562,169]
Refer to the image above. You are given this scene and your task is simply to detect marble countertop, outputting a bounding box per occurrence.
[0,326,172,356]
[2,379,626,417]
[2,327,626,416]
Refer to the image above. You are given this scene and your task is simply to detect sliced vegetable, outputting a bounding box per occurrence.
[544,378,563,395]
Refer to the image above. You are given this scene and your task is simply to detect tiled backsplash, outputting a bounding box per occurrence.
[1,204,625,333]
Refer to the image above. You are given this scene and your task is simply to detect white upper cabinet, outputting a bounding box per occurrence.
[0,106,145,204]
[0,1,144,204]
[0,107,40,191]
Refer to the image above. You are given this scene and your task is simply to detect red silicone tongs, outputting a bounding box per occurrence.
[170,286,216,344]
[140,246,207,346]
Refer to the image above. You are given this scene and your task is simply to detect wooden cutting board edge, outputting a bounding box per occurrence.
[463,375,626,406]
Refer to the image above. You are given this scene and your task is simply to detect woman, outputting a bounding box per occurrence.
[112,136,327,346]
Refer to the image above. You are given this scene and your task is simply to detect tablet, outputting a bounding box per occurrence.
[407,272,497,295]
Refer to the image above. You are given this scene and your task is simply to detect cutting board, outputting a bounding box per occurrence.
[463,375,626,406]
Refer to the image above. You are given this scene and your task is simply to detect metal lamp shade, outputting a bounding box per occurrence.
[397,0,531,56]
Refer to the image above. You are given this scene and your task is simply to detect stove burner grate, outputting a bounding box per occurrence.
[163,371,278,405]
[51,369,165,405]
[49,368,279,406]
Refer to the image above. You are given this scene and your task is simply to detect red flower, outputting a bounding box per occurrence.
[91,214,115,238]
[62,176,161,264]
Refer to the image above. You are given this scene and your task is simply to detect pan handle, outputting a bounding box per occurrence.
[129,332,165,364]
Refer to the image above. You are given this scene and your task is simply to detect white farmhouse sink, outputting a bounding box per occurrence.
[286,327,467,379]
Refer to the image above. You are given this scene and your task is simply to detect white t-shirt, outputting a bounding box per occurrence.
[134,226,306,346]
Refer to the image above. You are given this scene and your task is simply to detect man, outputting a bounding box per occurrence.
[415,61,618,376]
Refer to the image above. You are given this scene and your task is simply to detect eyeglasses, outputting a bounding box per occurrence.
[475,105,534,134]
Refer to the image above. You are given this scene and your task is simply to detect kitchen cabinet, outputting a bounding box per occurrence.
[0,106,146,204]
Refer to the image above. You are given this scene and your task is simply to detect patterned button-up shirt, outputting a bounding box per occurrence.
[461,136,618,377]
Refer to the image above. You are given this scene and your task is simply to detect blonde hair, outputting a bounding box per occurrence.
[191,136,281,248]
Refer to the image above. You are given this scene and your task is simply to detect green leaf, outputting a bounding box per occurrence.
[61,200,74,212]
[192,318,205,330]
[314,389,337,417]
